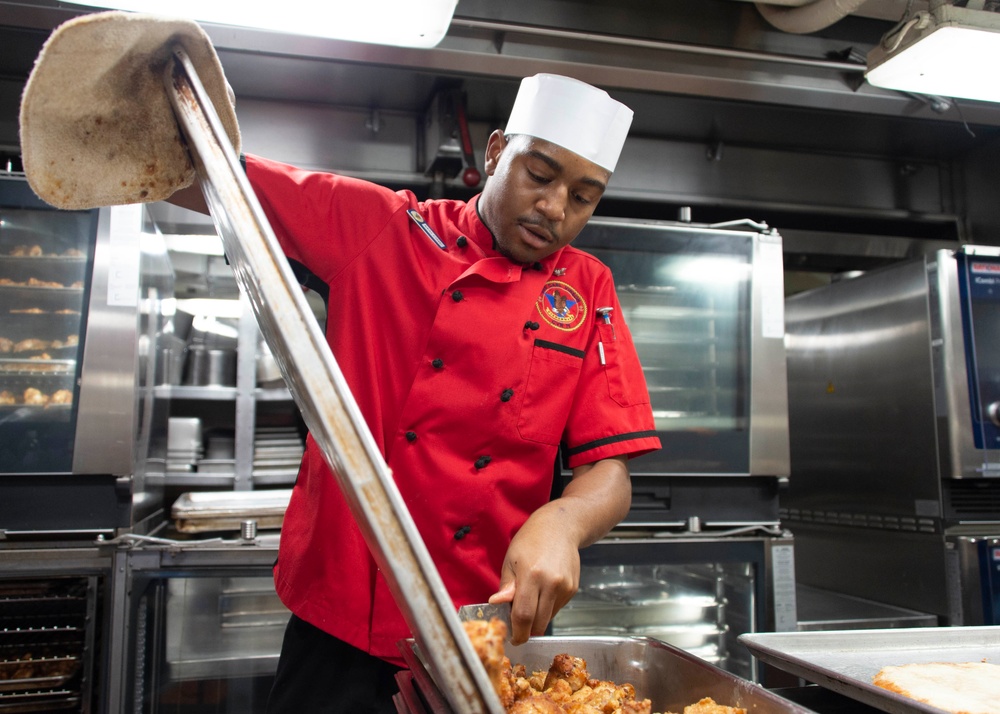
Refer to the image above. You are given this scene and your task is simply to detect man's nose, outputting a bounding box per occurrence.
[536,186,567,222]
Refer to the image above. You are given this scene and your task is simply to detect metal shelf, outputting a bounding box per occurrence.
[155,385,238,401]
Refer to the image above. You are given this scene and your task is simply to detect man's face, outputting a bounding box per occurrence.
[478,132,611,264]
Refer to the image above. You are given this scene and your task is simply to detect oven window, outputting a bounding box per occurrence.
[576,223,753,474]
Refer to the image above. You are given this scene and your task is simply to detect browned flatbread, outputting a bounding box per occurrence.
[873,662,1000,714]
[20,10,240,209]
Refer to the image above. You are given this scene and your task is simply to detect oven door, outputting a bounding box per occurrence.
[574,218,789,478]
[550,533,797,683]
[951,249,1000,473]
[946,534,1000,625]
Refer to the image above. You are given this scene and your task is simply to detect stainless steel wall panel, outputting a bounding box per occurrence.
[790,523,951,620]
[237,98,424,176]
[750,232,791,478]
[784,259,943,517]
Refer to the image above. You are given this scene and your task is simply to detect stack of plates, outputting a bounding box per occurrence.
[198,432,236,475]
[167,417,203,474]
[252,426,304,484]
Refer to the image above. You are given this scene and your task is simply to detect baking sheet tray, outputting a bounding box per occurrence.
[171,489,291,532]
[739,626,1000,714]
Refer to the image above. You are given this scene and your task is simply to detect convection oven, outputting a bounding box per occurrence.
[573,217,790,528]
[557,218,796,680]
[0,175,171,537]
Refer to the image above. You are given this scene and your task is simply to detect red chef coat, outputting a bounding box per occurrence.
[245,154,661,664]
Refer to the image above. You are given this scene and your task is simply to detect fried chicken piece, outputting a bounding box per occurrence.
[509,695,567,714]
[543,654,590,693]
[543,679,575,705]
[14,338,48,352]
[564,703,603,714]
[622,699,654,714]
[528,670,548,692]
[27,277,63,288]
[23,388,48,406]
[464,618,510,704]
[10,244,43,257]
[10,307,45,314]
[50,389,73,405]
[0,336,12,353]
[684,698,744,714]
[0,391,16,405]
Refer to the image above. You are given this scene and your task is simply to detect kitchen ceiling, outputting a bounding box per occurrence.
[2,0,1000,272]
[3,0,1000,162]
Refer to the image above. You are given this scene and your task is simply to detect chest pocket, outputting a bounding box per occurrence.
[517,340,585,445]
[598,322,651,408]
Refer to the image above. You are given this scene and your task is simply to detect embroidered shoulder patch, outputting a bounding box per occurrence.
[536,280,587,331]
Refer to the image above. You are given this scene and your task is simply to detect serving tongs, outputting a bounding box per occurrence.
[162,46,504,714]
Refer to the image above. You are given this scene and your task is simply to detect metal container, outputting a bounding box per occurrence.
[183,345,237,386]
[398,636,816,714]
[171,489,291,532]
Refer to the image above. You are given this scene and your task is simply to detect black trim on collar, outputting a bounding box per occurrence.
[535,339,585,359]
[565,430,660,457]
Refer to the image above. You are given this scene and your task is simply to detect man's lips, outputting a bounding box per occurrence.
[518,221,554,248]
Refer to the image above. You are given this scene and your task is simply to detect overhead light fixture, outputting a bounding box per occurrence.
[67,0,459,48]
[866,2,1000,103]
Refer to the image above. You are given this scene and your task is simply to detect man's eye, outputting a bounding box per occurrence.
[527,170,549,183]
[573,193,593,206]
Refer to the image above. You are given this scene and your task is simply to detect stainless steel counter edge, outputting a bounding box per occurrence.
[0,543,112,573]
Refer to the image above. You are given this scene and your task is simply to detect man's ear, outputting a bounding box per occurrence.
[483,130,508,176]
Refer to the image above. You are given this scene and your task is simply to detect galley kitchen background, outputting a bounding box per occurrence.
[2,1,1000,712]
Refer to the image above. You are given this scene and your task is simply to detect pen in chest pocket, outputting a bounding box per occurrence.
[596,306,615,365]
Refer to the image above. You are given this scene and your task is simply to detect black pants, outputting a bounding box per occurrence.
[266,615,402,714]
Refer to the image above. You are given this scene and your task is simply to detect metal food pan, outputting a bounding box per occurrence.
[739,626,1000,714]
[0,656,80,693]
[400,636,817,714]
[554,591,720,629]
[171,489,291,519]
[172,489,292,532]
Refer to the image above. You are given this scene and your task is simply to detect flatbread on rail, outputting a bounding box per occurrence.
[19,10,240,210]
[872,662,1000,714]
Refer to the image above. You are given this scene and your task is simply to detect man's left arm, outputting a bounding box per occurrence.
[489,455,631,644]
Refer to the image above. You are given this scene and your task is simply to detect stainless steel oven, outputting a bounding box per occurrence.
[783,245,1000,624]
[552,218,796,683]
[0,176,171,537]
[551,533,797,682]
[573,217,790,528]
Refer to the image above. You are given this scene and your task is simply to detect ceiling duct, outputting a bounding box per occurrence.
[754,0,872,33]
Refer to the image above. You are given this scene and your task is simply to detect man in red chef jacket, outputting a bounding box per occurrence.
[18,21,660,710]
[230,72,660,713]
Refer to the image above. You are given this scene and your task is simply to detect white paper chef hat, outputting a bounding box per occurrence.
[504,74,633,173]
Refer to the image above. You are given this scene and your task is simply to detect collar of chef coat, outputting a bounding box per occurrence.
[455,194,562,283]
